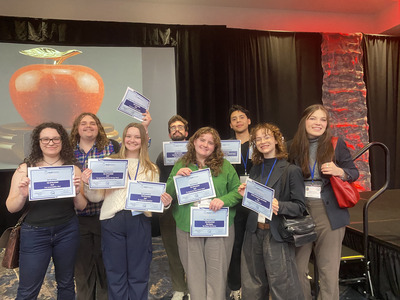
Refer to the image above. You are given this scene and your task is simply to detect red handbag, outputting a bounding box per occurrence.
[330,175,360,208]
[330,137,360,208]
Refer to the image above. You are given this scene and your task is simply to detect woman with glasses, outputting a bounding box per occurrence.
[6,122,87,300]
[165,126,242,300]
[81,122,172,300]
[238,123,305,300]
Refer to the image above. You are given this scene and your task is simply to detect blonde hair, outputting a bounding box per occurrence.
[111,123,158,180]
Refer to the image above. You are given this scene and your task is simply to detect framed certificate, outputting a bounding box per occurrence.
[242,178,274,221]
[28,165,75,201]
[163,141,188,166]
[125,181,166,213]
[173,168,216,205]
[221,140,241,164]
[190,207,229,237]
[117,87,151,122]
[88,158,128,189]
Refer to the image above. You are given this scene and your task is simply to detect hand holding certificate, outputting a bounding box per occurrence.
[242,178,274,221]
[28,165,76,201]
[88,159,128,189]
[125,181,168,213]
[173,168,216,205]
[117,87,151,122]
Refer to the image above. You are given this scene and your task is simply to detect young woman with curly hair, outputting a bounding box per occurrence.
[166,127,242,300]
[238,123,306,300]
[6,122,87,299]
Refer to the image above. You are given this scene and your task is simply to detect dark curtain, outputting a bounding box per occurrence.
[363,35,400,189]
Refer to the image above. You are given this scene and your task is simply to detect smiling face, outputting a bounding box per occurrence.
[78,115,99,141]
[193,133,216,161]
[255,129,277,159]
[124,126,142,156]
[230,110,251,134]
[169,120,188,141]
[39,127,62,157]
[305,109,328,139]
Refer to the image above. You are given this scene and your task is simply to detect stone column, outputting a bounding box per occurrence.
[321,33,370,191]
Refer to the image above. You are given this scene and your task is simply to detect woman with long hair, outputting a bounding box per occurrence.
[288,104,359,299]
[6,122,87,299]
[166,126,242,300]
[238,123,305,300]
[81,122,172,300]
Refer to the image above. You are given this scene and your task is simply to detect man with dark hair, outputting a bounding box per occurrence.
[227,105,253,300]
[156,115,189,300]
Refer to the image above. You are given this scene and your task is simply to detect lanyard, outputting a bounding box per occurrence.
[128,161,140,181]
[308,160,317,183]
[241,148,249,175]
[261,158,277,186]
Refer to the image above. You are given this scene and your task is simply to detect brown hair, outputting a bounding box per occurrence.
[70,112,109,151]
[112,123,158,180]
[181,127,224,176]
[168,115,189,133]
[288,104,334,177]
[250,123,287,165]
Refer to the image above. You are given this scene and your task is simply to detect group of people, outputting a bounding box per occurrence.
[5,103,359,300]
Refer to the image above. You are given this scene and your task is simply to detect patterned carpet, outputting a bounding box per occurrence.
[0,237,174,300]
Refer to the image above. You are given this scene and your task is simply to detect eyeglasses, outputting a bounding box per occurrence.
[170,125,185,131]
[40,137,62,144]
[255,136,272,144]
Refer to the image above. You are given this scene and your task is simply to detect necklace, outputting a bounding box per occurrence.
[42,157,61,166]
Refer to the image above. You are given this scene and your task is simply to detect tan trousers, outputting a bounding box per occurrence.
[176,225,235,300]
[295,200,346,300]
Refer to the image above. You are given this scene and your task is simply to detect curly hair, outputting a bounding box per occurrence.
[111,123,158,181]
[250,123,287,165]
[181,127,224,176]
[24,122,78,167]
[288,104,334,177]
[70,112,109,151]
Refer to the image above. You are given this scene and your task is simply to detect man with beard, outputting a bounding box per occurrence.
[156,115,190,300]
[227,105,253,300]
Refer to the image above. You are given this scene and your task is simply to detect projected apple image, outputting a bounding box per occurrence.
[1,47,118,164]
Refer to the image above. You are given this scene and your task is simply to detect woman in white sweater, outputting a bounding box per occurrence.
[82,122,172,300]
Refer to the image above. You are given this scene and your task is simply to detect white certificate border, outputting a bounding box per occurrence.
[242,178,274,221]
[189,207,229,237]
[221,140,241,164]
[125,180,165,213]
[88,158,128,189]
[162,141,188,166]
[173,168,216,205]
[28,165,75,201]
[117,87,151,122]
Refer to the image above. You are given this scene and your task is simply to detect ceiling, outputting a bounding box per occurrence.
[1,0,399,34]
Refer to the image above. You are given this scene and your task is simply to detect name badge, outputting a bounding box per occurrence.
[240,175,249,184]
[305,185,321,198]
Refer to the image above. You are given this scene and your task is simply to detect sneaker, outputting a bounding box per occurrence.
[230,289,241,300]
[171,291,185,300]
[186,294,191,300]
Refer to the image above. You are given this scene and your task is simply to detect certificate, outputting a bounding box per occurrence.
[88,159,128,189]
[173,168,216,205]
[242,178,274,221]
[163,141,188,166]
[117,87,151,122]
[125,181,166,213]
[28,165,75,201]
[221,140,241,164]
[190,207,229,237]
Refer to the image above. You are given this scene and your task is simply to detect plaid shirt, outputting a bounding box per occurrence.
[75,141,118,216]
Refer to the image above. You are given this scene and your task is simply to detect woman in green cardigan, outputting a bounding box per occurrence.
[166,126,242,300]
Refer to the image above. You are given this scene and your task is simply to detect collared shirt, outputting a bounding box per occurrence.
[74,140,119,216]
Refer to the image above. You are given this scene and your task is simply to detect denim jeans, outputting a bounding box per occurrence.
[17,216,79,300]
